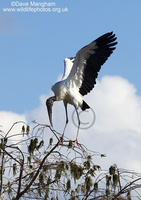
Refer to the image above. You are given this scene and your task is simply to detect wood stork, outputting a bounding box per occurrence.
[46,32,117,143]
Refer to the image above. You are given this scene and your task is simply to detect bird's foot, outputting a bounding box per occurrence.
[58,136,64,146]
[74,138,80,147]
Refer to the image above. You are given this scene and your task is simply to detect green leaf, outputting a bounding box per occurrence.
[84,160,90,169]
[1,139,5,150]
[28,138,38,155]
[113,174,118,188]
[27,156,31,165]
[87,155,92,161]
[26,125,30,135]
[37,140,44,150]
[39,172,45,185]
[68,140,73,148]
[127,191,131,200]
[94,182,98,191]
[70,162,83,181]
[22,125,25,136]
[49,138,53,146]
[13,163,17,176]
[106,188,110,196]
[4,137,7,144]
[66,179,71,191]
[109,165,116,175]
[106,175,111,188]
[85,176,92,193]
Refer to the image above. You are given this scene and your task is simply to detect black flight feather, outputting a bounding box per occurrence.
[79,32,117,96]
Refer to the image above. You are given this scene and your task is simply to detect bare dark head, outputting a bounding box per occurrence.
[46,96,56,127]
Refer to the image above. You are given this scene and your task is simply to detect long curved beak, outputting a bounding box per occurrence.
[46,96,55,127]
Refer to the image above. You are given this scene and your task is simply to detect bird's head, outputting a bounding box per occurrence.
[46,96,56,127]
[68,57,75,63]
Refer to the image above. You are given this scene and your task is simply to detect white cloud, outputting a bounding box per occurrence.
[28,75,141,173]
[27,94,48,124]
[1,75,141,173]
[87,76,141,133]
[81,76,141,172]
[0,111,27,143]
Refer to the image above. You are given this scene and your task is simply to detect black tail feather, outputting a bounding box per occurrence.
[81,101,90,111]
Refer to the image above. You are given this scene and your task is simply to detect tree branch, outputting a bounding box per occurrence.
[0,148,5,196]
[15,147,24,198]
[14,141,60,200]
[113,177,141,199]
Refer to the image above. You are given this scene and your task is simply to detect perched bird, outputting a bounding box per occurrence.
[46,32,117,142]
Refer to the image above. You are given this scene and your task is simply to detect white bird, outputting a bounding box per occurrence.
[46,32,117,143]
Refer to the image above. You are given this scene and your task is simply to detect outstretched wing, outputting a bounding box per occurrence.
[66,32,117,96]
[61,57,75,80]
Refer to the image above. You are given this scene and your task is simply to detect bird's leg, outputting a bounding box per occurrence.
[74,106,80,146]
[62,101,68,138]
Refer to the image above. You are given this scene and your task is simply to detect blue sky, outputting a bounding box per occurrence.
[1,0,141,182]
[0,0,141,113]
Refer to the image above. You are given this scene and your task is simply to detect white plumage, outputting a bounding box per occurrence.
[46,32,117,143]
[61,58,74,80]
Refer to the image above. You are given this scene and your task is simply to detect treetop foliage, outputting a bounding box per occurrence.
[0,121,141,199]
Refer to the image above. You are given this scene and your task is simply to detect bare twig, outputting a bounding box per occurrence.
[113,177,141,199]
[0,147,5,196]
[15,147,24,198]
[14,141,60,200]
[5,121,27,138]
